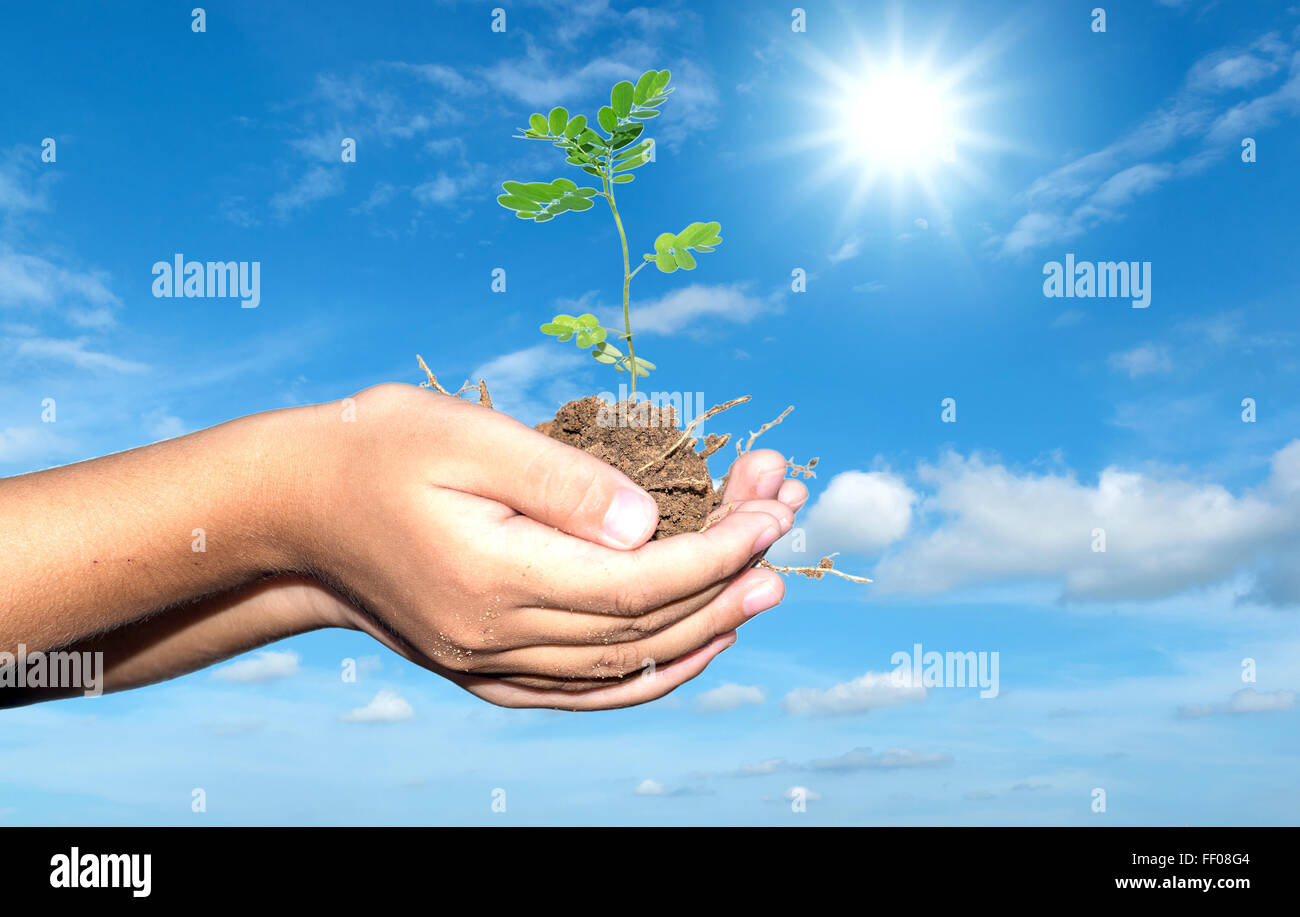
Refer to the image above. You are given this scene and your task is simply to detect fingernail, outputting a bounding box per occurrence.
[603,488,657,547]
[742,580,780,617]
[752,523,782,554]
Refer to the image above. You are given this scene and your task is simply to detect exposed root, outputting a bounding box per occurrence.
[416,355,493,409]
[698,500,736,533]
[635,395,751,475]
[787,457,818,479]
[760,554,872,584]
[737,406,795,456]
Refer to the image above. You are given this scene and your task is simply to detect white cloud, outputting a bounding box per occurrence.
[808,746,952,772]
[867,442,1300,601]
[993,32,1300,256]
[271,165,344,219]
[696,683,765,713]
[0,426,77,465]
[0,250,120,311]
[828,234,861,264]
[853,281,887,294]
[10,336,147,374]
[634,778,665,796]
[612,283,778,336]
[1179,687,1295,717]
[783,785,821,802]
[783,671,926,717]
[341,689,414,723]
[468,343,585,425]
[1109,344,1173,378]
[213,650,300,684]
[770,470,917,562]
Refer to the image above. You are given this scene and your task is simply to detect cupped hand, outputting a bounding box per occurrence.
[290,383,807,710]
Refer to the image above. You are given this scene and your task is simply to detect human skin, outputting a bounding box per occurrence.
[0,383,808,710]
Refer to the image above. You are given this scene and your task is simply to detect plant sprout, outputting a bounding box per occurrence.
[496,68,723,394]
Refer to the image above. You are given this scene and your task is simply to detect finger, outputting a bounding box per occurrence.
[497,497,786,615]
[777,478,809,511]
[453,631,737,710]
[468,566,783,678]
[429,397,659,550]
[720,449,790,503]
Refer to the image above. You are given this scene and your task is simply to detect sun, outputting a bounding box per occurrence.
[779,15,1012,227]
[839,67,958,171]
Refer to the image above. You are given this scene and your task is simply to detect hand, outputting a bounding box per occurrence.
[285,383,807,710]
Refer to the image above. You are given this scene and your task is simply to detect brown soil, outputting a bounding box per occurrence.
[536,396,722,539]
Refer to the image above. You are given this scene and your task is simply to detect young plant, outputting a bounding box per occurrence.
[496,69,723,394]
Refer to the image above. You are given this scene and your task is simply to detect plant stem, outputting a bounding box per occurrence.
[602,166,638,394]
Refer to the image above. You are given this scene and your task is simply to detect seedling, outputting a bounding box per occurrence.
[496,68,722,394]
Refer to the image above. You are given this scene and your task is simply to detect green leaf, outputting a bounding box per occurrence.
[630,111,660,120]
[611,80,634,119]
[614,154,651,171]
[577,187,598,197]
[653,69,671,94]
[551,314,582,329]
[540,322,569,335]
[597,106,618,133]
[548,107,568,135]
[634,357,656,371]
[563,114,587,138]
[568,196,594,211]
[528,113,549,134]
[653,232,675,252]
[580,127,605,147]
[592,342,624,364]
[655,251,678,273]
[610,122,644,149]
[582,165,603,177]
[575,331,594,349]
[633,70,658,105]
[523,181,559,201]
[673,247,697,270]
[589,327,607,344]
[613,174,635,183]
[497,194,536,210]
[614,140,653,162]
[576,313,599,328]
[551,177,578,192]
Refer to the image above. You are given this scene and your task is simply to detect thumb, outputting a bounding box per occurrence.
[434,399,660,549]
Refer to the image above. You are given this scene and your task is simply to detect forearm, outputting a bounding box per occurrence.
[0,407,310,654]
[0,575,352,707]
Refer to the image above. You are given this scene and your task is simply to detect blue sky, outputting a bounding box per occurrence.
[2,0,1299,825]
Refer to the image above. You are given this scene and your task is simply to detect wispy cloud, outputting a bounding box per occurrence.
[993,32,1300,256]
[213,650,301,685]
[341,689,415,723]
[695,683,765,713]
[783,671,926,716]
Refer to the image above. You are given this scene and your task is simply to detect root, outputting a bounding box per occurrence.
[698,500,736,533]
[760,554,872,584]
[737,406,794,456]
[635,395,751,475]
[416,355,493,409]
[787,457,818,479]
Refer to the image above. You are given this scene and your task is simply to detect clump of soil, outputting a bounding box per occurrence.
[535,395,723,539]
